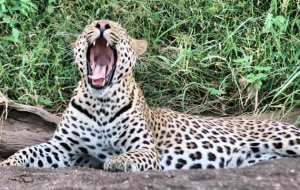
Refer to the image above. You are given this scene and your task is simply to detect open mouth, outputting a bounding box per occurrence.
[87,36,117,89]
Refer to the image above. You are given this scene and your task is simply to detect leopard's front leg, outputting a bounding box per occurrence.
[0,140,69,168]
[0,138,101,168]
[103,119,162,172]
[0,139,79,168]
[104,149,161,172]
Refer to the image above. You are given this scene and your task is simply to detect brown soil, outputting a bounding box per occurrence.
[0,158,300,190]
[0,97,300,189]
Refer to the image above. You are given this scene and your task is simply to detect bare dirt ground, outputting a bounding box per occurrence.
[1,97,300,190]
[0,158,299,190]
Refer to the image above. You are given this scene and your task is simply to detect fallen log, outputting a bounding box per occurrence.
[0,96,60,158]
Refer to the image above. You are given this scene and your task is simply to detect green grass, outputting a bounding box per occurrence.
[0,0,299,119]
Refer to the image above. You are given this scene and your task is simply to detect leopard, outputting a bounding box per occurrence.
[1,19,300,172]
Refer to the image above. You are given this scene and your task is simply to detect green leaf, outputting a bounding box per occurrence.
[233,56,251,64]
[12,27,19,39]
[5,27,19,42]
[207,87,222,95]
[254,80,263,91]
[254,66,271,72]
[273,15,286,27]
[3,16,11,24]
[1,3,7,14]
[263,13,273,33]
[48,0,56,4]
[246,73,255,83]
[246,73,267,83]
[255,73,267,80]
[38,97,52,105]
[47,5,54,14]
[100,0,105,6]
[263,14,287,34]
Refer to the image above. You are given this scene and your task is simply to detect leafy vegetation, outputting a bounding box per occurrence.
[0,0,299,119]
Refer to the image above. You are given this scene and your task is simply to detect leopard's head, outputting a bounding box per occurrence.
[74,20,147,93]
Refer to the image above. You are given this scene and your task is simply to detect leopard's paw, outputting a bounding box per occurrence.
[104,156,138,172]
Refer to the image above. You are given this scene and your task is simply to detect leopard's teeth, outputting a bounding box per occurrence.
[93,41,96,46]
[106,42,109,47]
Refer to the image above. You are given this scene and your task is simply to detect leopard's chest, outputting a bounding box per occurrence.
[67,103,129,148]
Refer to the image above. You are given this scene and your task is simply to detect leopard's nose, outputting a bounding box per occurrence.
[95,22,111,34]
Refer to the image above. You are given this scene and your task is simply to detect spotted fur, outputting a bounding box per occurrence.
[1,20,300,172]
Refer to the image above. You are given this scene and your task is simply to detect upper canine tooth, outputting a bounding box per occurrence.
[106,43,109,47]
[93,41,96,46]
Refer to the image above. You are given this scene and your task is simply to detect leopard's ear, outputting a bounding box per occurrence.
[131,38,148,56]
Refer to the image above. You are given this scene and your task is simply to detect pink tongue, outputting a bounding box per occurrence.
[88,65,106,85]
